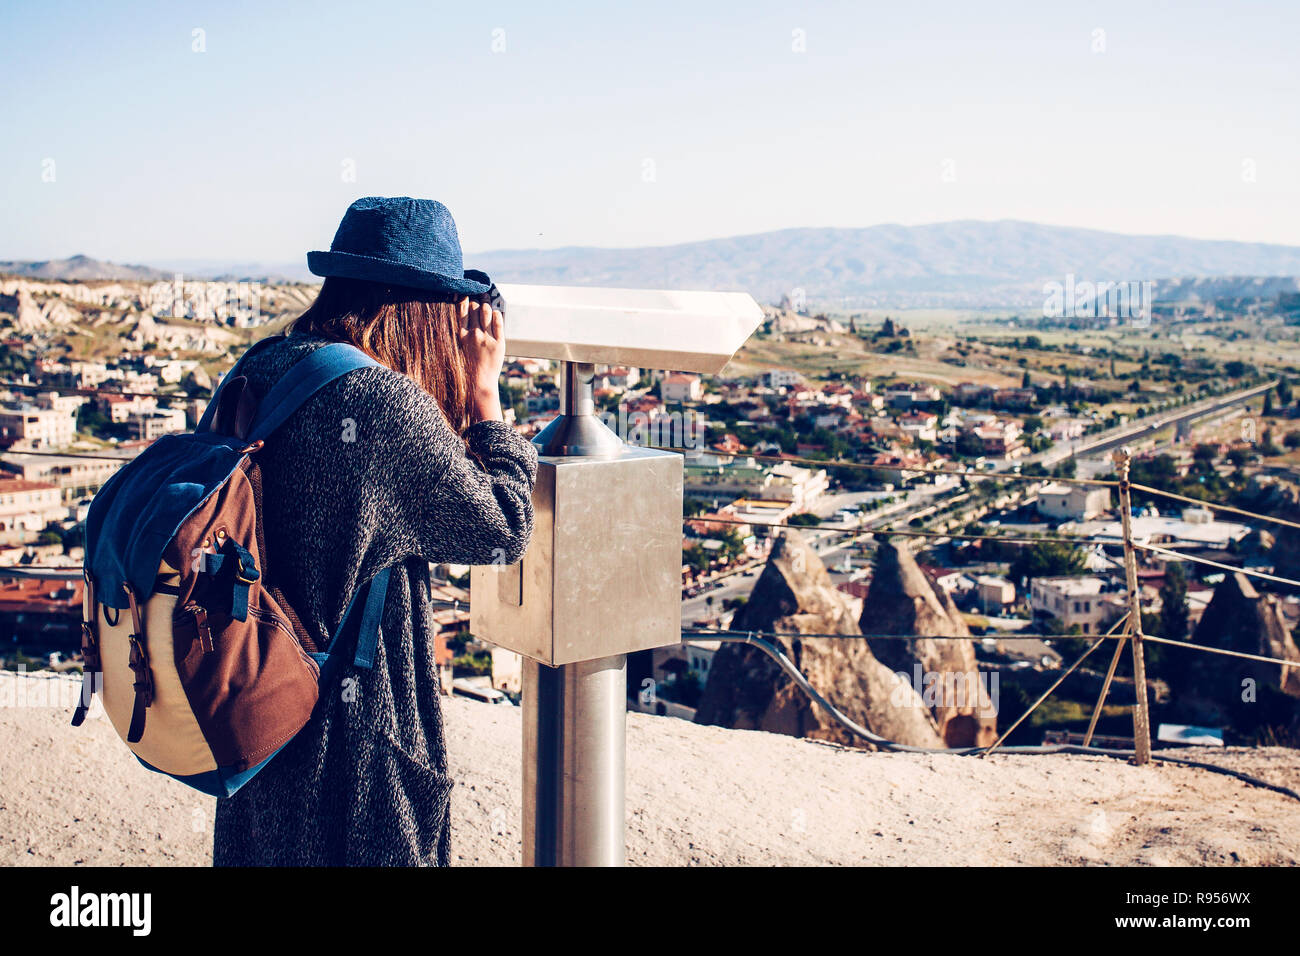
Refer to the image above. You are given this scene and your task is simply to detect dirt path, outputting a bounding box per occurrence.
[2,674,1296,866]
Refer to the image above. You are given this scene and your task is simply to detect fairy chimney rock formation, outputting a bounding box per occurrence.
[1173,571,1300,739]
[695,530,943,749]
[860,540,997,748]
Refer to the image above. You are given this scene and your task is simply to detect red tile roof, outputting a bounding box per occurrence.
[0,478,59,493]
[0,578,83,613]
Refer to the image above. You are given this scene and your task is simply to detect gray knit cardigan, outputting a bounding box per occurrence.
[211,333,537,866]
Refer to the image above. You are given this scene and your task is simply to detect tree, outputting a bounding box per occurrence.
[1052,458,1077,479]
[1158,563,1189,645]
[1022,370,1032,389]
[1263,389,1275,417]
[1009,541,1088,582]
[683,545,711,574]
[717,527,747,561]
[955,431,985,458]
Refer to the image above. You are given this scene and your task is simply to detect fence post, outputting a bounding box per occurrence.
[1112,447,1152,764]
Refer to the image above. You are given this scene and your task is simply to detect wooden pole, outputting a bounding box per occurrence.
[1082,612,1131,748]
[1112,447,1152,764]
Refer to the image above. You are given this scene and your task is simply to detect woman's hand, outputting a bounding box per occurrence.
[459,297,506,423]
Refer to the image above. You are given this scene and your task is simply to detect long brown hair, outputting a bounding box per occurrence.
[290,277,470,433]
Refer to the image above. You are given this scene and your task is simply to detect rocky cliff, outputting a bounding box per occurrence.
[1240,476,1300,583]
[860,540,998,748]
[1172,571,1300,743]
[695,530,943,748]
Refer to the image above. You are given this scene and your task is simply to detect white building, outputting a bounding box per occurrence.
[129,407,187,441]
[1047,419,1087,442]
[898,411,939,443]
[661,373,703,403]
[1,451,128,504]
[99,393,158,424]
[35,391,88,416]
[765,460,829,510]
[1029,576,1123,634]
[0,405,77,451]
[596,366,640,392]
[975,575,1016,612]
[1037,483,1112,521]
[0,478,65,545]
[884,383,942,408]
[1066,510,1250,550]
[765,369,801,389]
[490,646,522,695]
[69,361,111,388]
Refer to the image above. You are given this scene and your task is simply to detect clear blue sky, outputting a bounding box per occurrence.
[3,0,1298,263]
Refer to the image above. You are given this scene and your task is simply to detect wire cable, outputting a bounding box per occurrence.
[656,444,1118,488]
[689,515,1095,547]
[1142,633,1299,668]
[0,448,139,461]
[691,631,1300,802]
[1133,542,1300,589]
[0,380,195,402]
[983,613,1129,756]
[1129,482,1300,532]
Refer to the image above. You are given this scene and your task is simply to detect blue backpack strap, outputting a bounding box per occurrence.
[308,566,393,699]
[246,342,380,443]
[352,565,391,669]
[196,334,285,433]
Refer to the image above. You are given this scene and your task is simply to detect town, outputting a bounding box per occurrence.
[1,272,1298,751]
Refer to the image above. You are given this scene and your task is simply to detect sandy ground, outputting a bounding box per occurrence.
[2,673,1297,866]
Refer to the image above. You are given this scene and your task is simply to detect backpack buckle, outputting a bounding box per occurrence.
[80,622,100,671]
[128,636,153,707]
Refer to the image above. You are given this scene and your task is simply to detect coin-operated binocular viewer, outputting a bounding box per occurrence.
[470,284,763,866]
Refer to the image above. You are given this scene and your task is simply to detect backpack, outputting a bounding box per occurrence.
[72,338,392,797]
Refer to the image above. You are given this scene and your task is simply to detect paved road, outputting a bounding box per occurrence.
[1029,380,1276,471]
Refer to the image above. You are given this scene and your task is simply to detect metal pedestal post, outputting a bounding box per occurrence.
[466,288,762,868]
[522,655,627,866]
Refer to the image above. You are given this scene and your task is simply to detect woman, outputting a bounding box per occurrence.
[212,197,537,866]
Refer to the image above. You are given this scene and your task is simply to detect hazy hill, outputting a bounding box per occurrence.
[9,221,1300,307]
[473,220,1300,307]
[0,254,166,282]
[1152,275,1300,302]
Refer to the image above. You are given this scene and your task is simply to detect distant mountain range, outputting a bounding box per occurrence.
[0,255,312,285]
[0,254,167,282]
[472,221,1300,308]
[7,221,1300,308]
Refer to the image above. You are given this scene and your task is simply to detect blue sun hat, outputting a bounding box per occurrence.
[307,196,491,296]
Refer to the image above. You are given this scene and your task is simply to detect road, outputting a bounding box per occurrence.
[683,380,1277,623]
[1030,380,1277,471]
